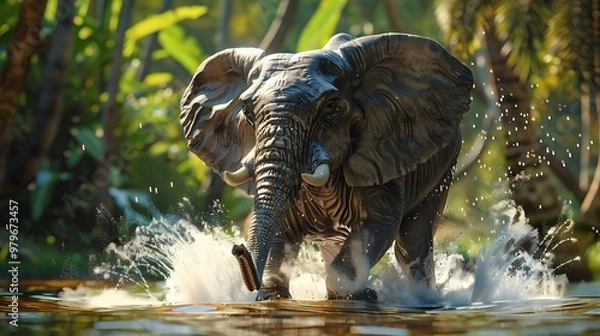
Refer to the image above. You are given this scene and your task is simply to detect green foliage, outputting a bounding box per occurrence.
[123,5,207,57]
[158,24,204,73]
[297,0,348,51]
[1,0,596,281]
[435,0,485,59]
[588,241,600,280]
[0,0,217,273]
[493,0,551,82]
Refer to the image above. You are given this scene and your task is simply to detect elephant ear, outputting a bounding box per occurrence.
[323,33,355,50]
[338,33,473,186]
[180,48,264,191]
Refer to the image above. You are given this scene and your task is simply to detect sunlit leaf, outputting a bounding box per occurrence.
[109,0,122,32]
[44,0,58,22]
[151,49,170,60]
[588,241,600,276]
[143,72,173,86]
[149,142,170,156]
[297,0,348,51]
[157,24,203,74]
[123,6,207,57]
[77,0,90,17]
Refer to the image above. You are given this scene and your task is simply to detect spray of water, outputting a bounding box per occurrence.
[61,200,572,307]
[470,201,569,302]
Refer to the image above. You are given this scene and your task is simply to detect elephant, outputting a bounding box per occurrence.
[180,32,473,301]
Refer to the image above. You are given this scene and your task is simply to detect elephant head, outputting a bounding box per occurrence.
[180,33,473,292]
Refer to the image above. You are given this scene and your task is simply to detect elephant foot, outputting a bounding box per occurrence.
[327,287,378,302]
[255,285,292,301]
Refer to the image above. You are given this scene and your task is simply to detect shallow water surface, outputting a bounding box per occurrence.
[4,206,600,334]
[1,281,600,335]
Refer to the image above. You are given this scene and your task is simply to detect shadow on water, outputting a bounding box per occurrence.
[1,201,600,334]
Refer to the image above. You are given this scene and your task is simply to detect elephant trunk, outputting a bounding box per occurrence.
[235,116,305,291]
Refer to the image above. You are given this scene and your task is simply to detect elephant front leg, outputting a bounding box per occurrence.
[395,170,452,289]
[256,234,300,301]
[326,179,404,301]
[325,218,400,301]
[325,184,404,301]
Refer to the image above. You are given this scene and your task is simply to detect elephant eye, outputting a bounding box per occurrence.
[322,98,346,124]
[241,102,254,127]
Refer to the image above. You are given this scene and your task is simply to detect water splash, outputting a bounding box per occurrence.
[64,201,571,307]
[470,201,568,302]
[90,218,254,303]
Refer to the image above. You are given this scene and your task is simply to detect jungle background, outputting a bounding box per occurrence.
[1,0,599,281]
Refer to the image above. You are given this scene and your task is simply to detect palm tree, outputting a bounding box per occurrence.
[545,0,600,228]
[436,0,599,280]
[436,0,562,233]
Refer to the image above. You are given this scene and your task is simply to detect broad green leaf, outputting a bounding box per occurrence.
[158,24,203,74]
[123,6,207,57]
[297,0,348,51]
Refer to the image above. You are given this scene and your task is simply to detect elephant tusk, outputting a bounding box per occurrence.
[301,163,330,187]
[223,166,252,186]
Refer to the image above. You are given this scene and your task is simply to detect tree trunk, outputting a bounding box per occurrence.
[580,89,591,190]
[581,85,600,228]
[97,0,135,246]
[0,0,48,187]
[216,0,232,50]
[259,0,299,53]
[482,21,596,281]
[456,48,500,176]
[5,0,75,190]
[481,25,562,234]
[580,0,600,229]
[380,0,407,32]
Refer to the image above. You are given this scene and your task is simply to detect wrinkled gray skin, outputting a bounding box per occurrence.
[180,33,473,301]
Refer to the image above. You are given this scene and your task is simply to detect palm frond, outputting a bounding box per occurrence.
[545,0,599,93]
[435,0,487,58]
[494,0,552,82]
